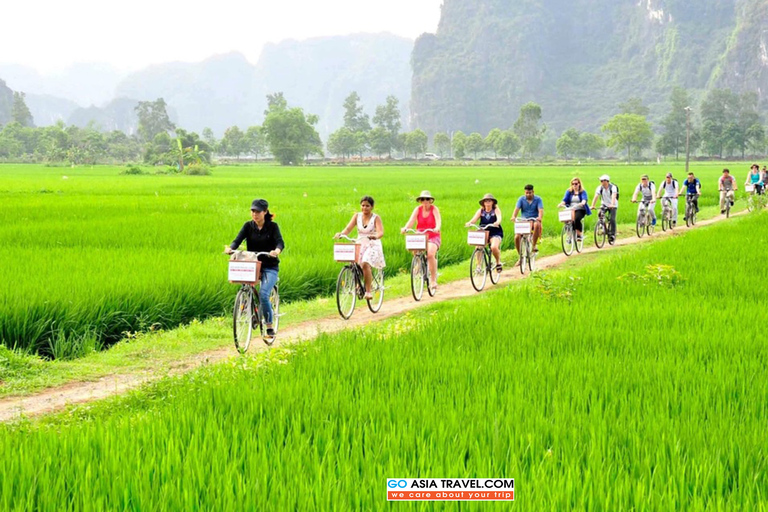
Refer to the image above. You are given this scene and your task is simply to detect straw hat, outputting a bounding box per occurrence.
[478,193,498,206]
[416,190,435,201]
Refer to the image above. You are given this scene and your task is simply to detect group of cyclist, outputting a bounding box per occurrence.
[226,165,765,335]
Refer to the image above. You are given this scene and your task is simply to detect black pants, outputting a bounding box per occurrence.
[606,208,617,237]
[573,209,586,232]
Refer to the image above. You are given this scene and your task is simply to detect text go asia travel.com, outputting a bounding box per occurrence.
[387,478,515,501]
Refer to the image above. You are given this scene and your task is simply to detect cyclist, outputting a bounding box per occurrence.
[225,199,284,339]
[630,174,656,225]
[746,164,764,195]
[511,184,544,265]
[719,168,738,213]
[335,195,385,300]
[761,166,768,188]
[465,193,503,272]
[680,172,702,221]
[556,177,590,242]
[401,190,441,295]
[657,172,679,226]
[590,174,618,243]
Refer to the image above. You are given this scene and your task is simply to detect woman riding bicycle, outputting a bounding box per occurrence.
[465,193,503,272]
[225,199,283,339]
[557,177,590,241]
[746,164,764,195]
[335,195,385,300]
[401,190,441,295]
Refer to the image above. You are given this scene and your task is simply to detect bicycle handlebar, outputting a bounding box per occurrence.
[403,228,437,234]
[225,249,279,260]
[467,224,493,230]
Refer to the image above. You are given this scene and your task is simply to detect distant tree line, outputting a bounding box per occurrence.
[1,84,767,166]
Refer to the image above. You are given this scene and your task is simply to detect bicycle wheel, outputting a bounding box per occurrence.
[594,220,606,249]
[575,229,584,253]
[691,209,697,225]
[726,202,731,218]
[661,215,668,232]
[528,239,537,272]
[260,285,279,346]
[410,255,424,301]
[426,254,436,297]
[646,214,655,236]
[469,247,487,291]
[367,268,385,313]
[336,265,357,319]
[489,249,502,284]
[636,216,645,238]
[561,224,574,256]
[685,204,692,227]
[233,288,253,354]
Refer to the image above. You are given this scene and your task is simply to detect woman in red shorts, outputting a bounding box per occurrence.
[401,190,442,294]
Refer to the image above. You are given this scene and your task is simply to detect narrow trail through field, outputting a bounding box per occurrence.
[0,211,746,422]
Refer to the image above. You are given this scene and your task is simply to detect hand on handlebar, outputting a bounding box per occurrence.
[224,245,234,255]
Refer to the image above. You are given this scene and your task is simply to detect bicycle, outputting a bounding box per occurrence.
[467,224,501,291]
[660,197,675,231]
[593,206,615,248]
[721,188,734,218]
[684,193,698,227]
[558,207,583,256]
[514,219,537,274]
[333,235,385,319]
[404,229,438,301]
[632,200,654,238]
[746,184,767,212]
[227,251,280,353]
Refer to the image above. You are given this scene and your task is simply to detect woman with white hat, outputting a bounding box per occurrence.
[401,190,441,294]
[465,193,503,272]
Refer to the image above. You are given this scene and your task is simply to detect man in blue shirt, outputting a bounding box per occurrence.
[512,184,544,260]
[681,171,701,219]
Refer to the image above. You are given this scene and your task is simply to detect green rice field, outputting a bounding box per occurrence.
[1,210,766,510]
[0,162,754,355]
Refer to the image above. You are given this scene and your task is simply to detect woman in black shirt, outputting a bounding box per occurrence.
[225,199,284,338]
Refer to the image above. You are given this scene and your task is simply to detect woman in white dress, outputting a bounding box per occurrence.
[335,196,385,299]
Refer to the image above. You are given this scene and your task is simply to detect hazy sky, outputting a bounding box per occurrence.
[1,0,442,73]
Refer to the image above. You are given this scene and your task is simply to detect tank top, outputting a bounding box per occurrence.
[479,209,503,237]
[416,206,440,242]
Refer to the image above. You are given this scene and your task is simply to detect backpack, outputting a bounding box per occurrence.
[611,183,620,200]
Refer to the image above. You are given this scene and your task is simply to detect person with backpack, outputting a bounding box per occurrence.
[681,172,702,220]
[630,174,656,225]
[657,172,679,226]
[590,174,618,243]
[719,169,738,213]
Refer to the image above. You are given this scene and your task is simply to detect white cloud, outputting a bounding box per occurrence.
[0,0,442,72]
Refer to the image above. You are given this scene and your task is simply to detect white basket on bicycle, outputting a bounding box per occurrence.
[467,230,488,246]
[405,234,428,251]
[514,222,532,235]
[334,243,360,262]
[745,184,755,193]
[558,210,575,222]
[228,251,261,284]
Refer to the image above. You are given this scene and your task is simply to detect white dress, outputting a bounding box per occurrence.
[357,213,386,269]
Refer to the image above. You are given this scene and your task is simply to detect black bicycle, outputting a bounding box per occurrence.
[593,206,615,248]
[558,207,583,256]
[467,224,501,291]
[632,200,654,238]
[334,235,385,319]
[684,193,699,227]
[228,251,280,353]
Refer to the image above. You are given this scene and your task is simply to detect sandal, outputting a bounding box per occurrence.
[495,264,503,272]
[364,292,373,300]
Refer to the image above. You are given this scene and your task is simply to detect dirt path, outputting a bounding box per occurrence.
[0,211,742,422]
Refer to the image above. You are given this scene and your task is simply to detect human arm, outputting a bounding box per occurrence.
[372,215,384,240]
[336,213,358,239]
[269,223,285,258]
[432,206,442,232]
[227,222,250,253]
[493,207,502,227]
[465,208,481,227]
[401,207,418,233]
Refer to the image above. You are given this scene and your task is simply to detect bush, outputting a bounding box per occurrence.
[120,165,147,175]
[183,163,212,176]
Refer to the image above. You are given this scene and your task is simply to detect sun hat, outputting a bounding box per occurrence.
[478,193,498,206]
[416,190,434,201]
[250,199,269,212]
[599,174,610,181]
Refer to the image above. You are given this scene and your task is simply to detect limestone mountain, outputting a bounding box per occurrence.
[411,0,768,136]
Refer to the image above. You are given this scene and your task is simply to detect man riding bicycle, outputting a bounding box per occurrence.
[719,169,738,213]
[681,172,701,220]
[631,174,656,225]
[657,172,679,227]
[511,184,543,265]
[590,175,618,243]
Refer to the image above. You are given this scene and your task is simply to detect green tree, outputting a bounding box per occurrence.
[405,129,428,158]
[577,133,605,158]
[465,132,484,159]
[264,92,287,115]
[495,130,520,160]
[327,127,358,161]
[263,104,323,165]
[372,95,401,158]
[11,92,34,127]
[343,92,371,133]
[556,128,580,159]
[433,132,451,158]
[368,126,392,158]
[220,126,247,159]
[618,97,650,116]
[513,102,545,158]
[484,128,502,158]
[452,131,467,159]
[657,87,692,160]
[601,114,653,162]
[700,89,737,158]
[135,98,174,143]
[202,127,217,153]
[244,126,266,158]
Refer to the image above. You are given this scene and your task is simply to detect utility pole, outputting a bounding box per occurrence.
[684,106,692,173]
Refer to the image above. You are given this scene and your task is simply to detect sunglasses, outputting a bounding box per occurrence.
[571,181,579,185]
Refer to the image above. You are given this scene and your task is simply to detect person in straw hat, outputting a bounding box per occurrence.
[401,190,441,294]
[465,193,504,272]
